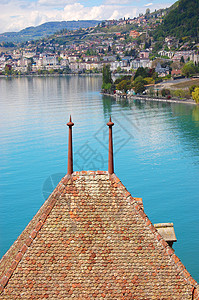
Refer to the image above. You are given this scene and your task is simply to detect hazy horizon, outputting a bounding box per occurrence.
[0,0,176,34]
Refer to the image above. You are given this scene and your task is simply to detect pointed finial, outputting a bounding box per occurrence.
[67,116,74,175]
[107,116,114,127]
[67,115,74,127]
[107,116,114,174]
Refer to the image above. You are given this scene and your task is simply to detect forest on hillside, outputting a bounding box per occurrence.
[153,0,199,41]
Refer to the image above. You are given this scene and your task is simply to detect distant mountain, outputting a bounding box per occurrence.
[0,20,100,43]
[154,0,199,40]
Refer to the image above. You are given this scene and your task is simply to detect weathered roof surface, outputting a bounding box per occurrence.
[0,171,198,299]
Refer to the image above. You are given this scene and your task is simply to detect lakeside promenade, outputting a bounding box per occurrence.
[103,92,196,106]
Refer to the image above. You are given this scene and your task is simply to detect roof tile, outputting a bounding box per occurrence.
[0,172,197,299]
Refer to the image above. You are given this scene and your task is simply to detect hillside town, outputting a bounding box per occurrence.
[0,11,199,77]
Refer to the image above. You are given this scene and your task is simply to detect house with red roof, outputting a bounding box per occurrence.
[129,30,140,39]
[171,69,182,77]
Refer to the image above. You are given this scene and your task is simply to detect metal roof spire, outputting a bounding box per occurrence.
[107,116,114,174]
[67,115,74,175]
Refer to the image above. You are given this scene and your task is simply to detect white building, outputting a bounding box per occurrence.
[131,58,152,69]
[36,54,59,69]
[158,50,174,59]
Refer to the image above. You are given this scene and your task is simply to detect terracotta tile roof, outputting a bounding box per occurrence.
[0,171,198,299]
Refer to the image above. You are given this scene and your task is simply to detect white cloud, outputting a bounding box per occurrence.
[104,0,132,4]
[144,3,153,6]
[63,4,138,21]
[38,0,75,7]
[109,10,120,20]
[0,0,175,33]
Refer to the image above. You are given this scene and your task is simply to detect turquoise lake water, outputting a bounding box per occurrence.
[0,76,198,281]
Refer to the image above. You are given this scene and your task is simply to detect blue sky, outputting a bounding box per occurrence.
[0,0,176,33]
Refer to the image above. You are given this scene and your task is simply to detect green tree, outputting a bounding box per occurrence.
[101,83,112,92]
[192,87,199,104]
[144,77,154,84]
[180,56,185,64]
[134,76,146,85]
[146,8,150,15]
[182,61,197,77]
[116,66,122,73]
[161,89,170,97]
[164,45,169,52]
[102,64,112,85]
[116,54,121,61]
[27,57,33,74]
[116,80,131,93]
[4,64,12,75]
[189,85,198,94]
[153,0,199,40]
[171,89,190,99]
[149,87,155,97]
[134,81,145,94]
[114,75,132,85]
[134,67,148,80]
[58,57,62,63]
[133,76,146,94]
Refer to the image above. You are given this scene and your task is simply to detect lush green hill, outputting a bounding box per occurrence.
[0,20,100,43]
[154,0,199,40]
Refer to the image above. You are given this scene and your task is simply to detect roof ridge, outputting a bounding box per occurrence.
[109,173,198,292]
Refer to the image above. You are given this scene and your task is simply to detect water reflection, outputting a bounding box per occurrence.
[104,96,199,160]
[102,95,113,117]
[192,106,199,123]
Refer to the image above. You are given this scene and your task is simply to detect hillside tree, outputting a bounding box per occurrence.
[192,87,199,104]
[182,61,197,77]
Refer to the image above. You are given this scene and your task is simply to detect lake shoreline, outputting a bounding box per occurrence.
[0,74,196,106]
[102,92,196,106]
[0,73,102,79]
